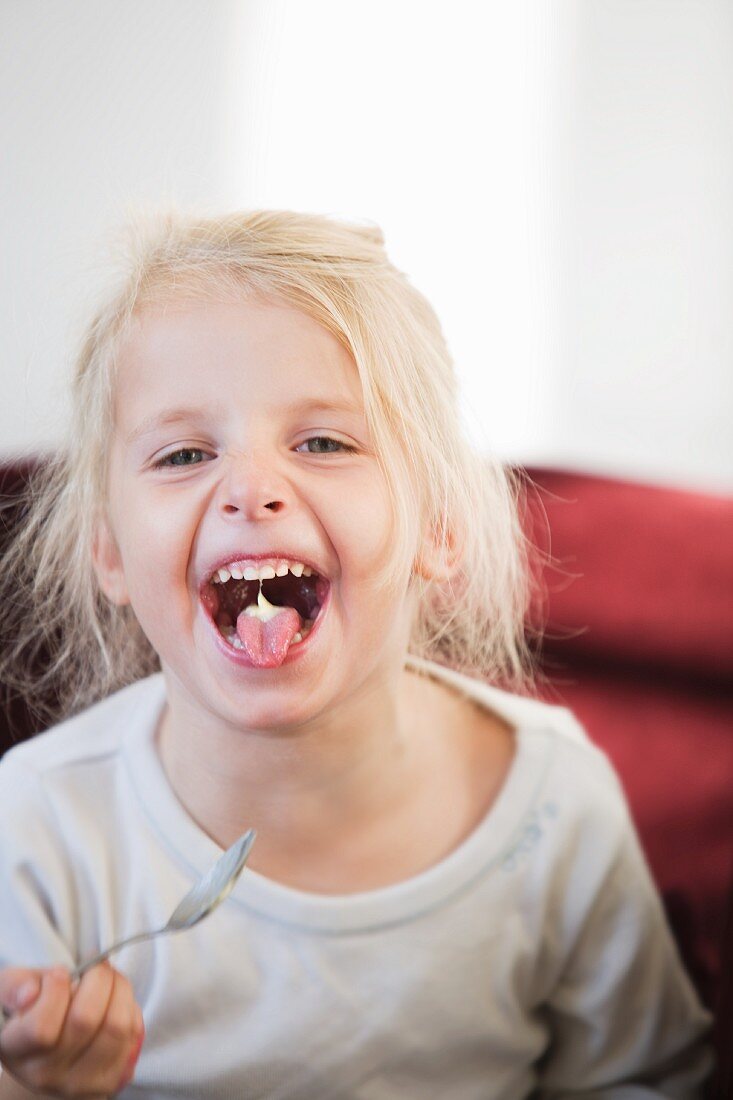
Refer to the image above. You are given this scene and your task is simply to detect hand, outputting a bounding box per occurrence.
[0,964,144,1098]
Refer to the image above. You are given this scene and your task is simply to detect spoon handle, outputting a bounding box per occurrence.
[0,927,167,1033]
[71,927,167,981]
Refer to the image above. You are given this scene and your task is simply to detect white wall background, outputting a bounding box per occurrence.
[551,1,733,491]
[2,0,731,492]
[0,0,245,451]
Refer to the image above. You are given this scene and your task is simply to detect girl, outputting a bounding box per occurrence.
[0,209,712,1098]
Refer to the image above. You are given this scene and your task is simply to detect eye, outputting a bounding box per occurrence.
[296,436,356,455]
[154,447,209,468]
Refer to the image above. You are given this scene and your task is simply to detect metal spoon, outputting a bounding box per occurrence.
[71,827,257,979]
[0,828,257,1032]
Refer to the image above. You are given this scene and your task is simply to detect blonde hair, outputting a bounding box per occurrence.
[0,207,541,730]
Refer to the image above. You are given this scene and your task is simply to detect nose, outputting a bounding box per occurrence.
[216,452,289,521]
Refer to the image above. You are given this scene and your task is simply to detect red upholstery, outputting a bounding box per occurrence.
[521,467,733,1096]
[523,471,733,683]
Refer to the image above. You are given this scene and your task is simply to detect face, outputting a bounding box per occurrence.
[94,295,420,734]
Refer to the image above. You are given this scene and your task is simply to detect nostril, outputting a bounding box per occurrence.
[222,501,283,515]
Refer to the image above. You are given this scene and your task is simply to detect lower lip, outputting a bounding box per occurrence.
[204,587,331,670]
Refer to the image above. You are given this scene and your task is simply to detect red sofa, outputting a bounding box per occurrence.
[520,466,732,1098]
[2,460,732,1094]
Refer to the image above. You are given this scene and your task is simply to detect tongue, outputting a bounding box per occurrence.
[235,606,301,668]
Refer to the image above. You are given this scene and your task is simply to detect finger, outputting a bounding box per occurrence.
[0,968,43,1017]
[115,1013,145,1093]
[0,970,42,1054]
[62,971,143,1095]
[53,961,116,1065]
[9,964,116,1094]
[0,967,72,1062]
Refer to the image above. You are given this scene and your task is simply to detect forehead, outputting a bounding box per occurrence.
[113,296,365,431]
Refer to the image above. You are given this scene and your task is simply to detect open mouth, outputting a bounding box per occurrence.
[202,562,330,658]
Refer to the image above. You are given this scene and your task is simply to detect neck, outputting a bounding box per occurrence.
[156,660,435,858]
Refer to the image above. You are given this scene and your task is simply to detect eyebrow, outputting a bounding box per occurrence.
[125,407,219,445]
[284,397,364,417]
[125,398,364,444]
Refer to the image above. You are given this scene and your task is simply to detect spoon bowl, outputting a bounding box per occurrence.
[70,828,257,979]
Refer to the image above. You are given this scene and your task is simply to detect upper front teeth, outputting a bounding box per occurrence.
[213,560,314,584]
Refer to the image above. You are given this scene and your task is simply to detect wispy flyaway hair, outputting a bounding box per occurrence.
[0,207,540,728]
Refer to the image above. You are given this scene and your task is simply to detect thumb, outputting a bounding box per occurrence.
[0,969,42,1015]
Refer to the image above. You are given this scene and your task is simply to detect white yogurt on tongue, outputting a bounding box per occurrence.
[235,585,302,667]
[243,586,286,622]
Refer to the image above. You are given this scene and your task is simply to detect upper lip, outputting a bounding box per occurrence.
[198,550,329,591]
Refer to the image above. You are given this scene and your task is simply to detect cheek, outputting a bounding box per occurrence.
[331,479,395,576]
[327,479,412,628]
[110,490,195,615]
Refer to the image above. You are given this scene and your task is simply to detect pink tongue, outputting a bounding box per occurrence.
[235,606,301,668]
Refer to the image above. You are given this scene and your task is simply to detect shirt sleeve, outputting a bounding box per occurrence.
[0,755,77,972]
[536,765,714,1099]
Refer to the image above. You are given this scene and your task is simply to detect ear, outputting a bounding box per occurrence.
[413,519,464,583]
[92,516,130,606]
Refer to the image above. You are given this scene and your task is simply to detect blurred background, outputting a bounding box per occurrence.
[2,0,731,491]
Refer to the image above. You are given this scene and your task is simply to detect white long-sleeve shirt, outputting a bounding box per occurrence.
[0,656,713,1098]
